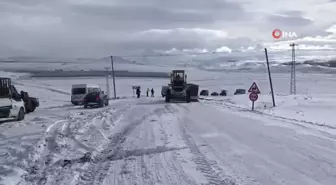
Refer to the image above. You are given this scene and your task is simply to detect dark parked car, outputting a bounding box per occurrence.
[211,92,219,96]
[83,91,109,108]
[200,89,209,96]
[234,89,246,95]
[219,90,227,96]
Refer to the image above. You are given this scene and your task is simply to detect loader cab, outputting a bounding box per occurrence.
[171,70,187,86]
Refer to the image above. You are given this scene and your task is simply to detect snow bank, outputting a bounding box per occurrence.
[203,93,336,129]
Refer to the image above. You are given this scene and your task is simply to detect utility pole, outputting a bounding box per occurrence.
[110,56,117,99]
[289,43,298,95]
[104,67,110,99]
[264,48,275,107]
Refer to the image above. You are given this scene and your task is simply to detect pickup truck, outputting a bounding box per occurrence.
[0,78,26,121]
[0,78,39,121]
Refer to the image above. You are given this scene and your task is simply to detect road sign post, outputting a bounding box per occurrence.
[248,82,260,94]
[248,82,260,111]
[249,93,258,110]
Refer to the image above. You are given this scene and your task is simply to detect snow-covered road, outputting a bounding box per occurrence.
[185,102,336,185]
[5,97,335,185]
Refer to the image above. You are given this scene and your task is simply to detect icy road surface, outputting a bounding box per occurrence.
[5,98,336,185]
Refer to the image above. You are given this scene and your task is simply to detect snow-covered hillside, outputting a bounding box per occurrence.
[1,63,336,185]
[2,50,336,74]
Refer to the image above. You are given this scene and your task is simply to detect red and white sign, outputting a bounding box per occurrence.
[249,93,258,101]
[248,82,260,94]
[272,29,298,39]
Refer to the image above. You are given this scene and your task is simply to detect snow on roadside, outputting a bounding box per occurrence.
[201,93,336,131]
[0,71,71,109]
[0,71,30,79]
[16,105,125,184]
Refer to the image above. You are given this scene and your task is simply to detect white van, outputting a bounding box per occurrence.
[71,84,101,105]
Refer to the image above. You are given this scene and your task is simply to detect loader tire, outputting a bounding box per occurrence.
[16,107,25,121]
[186,90,191,103]
[165,90,171,103]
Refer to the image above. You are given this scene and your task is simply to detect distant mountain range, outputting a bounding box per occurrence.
[0,56,135,64]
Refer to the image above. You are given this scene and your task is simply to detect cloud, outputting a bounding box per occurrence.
[280,10,304,17]
[266,14,313,27]
[131,28,228,45]
[0,0,336,58]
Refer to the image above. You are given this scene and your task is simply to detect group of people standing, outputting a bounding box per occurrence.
[136,87,155,98]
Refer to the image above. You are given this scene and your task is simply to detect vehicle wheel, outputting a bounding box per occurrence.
[165,90,171,102]
[16,107,25,121]
[162,95,164,97]
[84,104,88,109]
[186,90,191,103]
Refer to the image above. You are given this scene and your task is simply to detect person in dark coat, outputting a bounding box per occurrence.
[136,87,141,98]
[146,88,149,97]
[151,88,154,97]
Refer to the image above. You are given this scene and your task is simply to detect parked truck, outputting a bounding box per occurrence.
[0,78,39,121]
[0,78,26,121]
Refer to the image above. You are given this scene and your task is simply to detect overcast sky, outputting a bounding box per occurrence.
[0,0,336,58]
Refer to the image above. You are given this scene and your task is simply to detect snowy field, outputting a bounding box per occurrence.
[1,65,336,185]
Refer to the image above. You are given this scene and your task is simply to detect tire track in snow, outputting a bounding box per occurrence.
[112,111,162,185]
[168,151,197,185]
[137,116,156,185]
[75,106,167,185]
[158,106,199,185]
[100,103,197,185]
[167,104,238,185]
[140,155,153,185]
[50,107,128,185]
[18,106,126,185]
[124,104,198,185]
[18,112,87,185]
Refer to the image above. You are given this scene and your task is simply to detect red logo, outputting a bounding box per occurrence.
[272,29,282,39]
